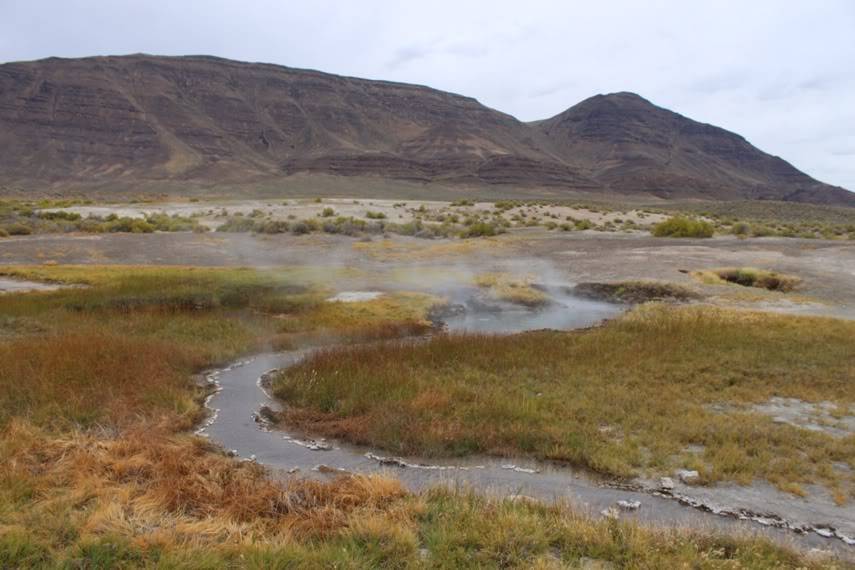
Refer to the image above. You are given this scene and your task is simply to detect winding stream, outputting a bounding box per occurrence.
[198,302,854,559]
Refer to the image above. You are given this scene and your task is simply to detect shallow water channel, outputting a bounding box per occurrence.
[199,294,854,559]
[0,277,70,294]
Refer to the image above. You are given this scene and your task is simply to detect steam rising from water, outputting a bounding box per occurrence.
[441,290,621,333]
[418,256,623,333]
[220,233,622,334]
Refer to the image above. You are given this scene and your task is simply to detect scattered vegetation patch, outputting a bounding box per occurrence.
[213,212,499,240]
[275,306,855,498]
[651,216,714,238]
[661,200,855,240]
[693,267,801,292]
[573,280,701,304]
[0,202,209,235]
[663,199,855,225]
[2,198,852,241]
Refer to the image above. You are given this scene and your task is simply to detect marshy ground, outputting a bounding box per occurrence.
[0,197,854,567]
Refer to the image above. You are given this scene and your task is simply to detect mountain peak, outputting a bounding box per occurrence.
[549,91,663,120]
[535,92,853,205]
[594,91,650,102]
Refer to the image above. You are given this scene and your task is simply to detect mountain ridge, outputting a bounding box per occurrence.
[0,54,852,205]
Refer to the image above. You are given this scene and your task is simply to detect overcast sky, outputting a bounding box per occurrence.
[3,0,854,191]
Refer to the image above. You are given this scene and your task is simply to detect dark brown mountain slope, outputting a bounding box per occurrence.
[535,92,854,205]
[0,55,851,205]
[0,54,596,191]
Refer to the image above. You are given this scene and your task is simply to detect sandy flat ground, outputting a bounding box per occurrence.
[1,227,854,316]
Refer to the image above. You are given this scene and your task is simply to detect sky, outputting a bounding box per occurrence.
[2,0,854,191]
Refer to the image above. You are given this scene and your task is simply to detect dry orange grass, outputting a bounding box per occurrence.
[1,421,829,568]
[0,265,438,430]
[0,330,203,430]
[1,421,410,549]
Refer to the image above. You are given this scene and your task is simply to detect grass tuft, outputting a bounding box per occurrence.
[573,280,700,303]
[652,216,714,238]
[693,267,801,292]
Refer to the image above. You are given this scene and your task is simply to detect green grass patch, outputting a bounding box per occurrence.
[275,305,855,497]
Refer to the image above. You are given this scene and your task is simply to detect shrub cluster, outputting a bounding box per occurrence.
[460,221,499,238]
[652,216,714,238]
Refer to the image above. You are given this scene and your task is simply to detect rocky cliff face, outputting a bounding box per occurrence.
[0,55,851,205]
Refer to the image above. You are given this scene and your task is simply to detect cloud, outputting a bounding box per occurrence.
[387,39,489,70]
[387,44,437,69]
[529,81,575,99]
[686,71,750,96]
